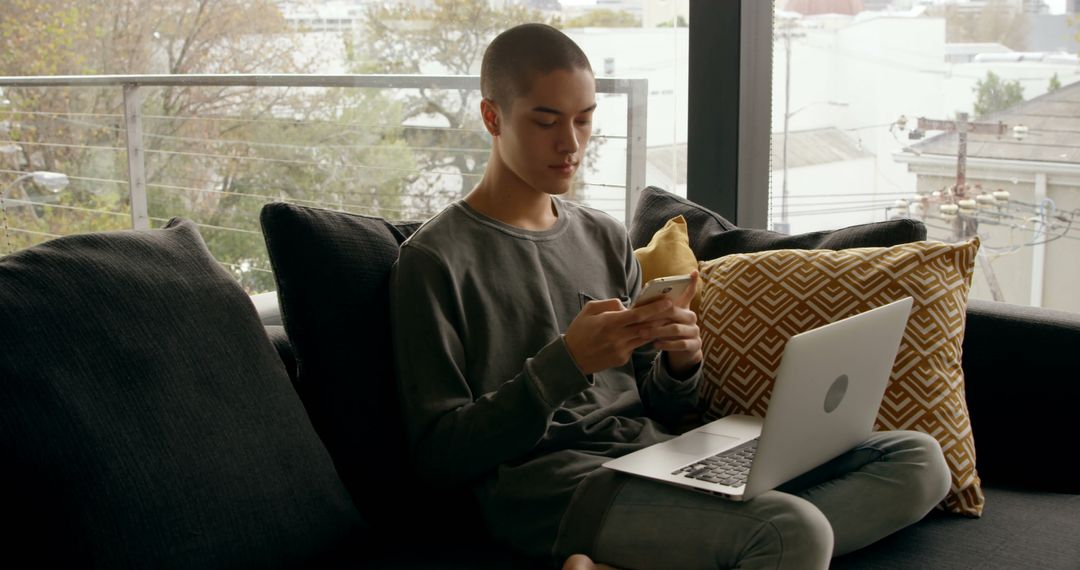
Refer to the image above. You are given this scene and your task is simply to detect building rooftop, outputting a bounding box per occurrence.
[645,127,872,186]
[911,79,1080,165]
[770,127,874,170]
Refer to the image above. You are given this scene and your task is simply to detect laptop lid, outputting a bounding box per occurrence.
[601,297,913,501]
[742,296,913,498]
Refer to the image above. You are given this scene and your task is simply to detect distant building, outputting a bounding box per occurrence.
[945,43,1013,63]
[279,0,440,31]
[923,0,1029,15]
[1023,0,1049,13]
[784,0,865,15]
[1027,14,1080,53]
[281,1,367,32]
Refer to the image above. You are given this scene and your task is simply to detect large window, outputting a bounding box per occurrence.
[1,0,692,293]
[768,0,1080,313]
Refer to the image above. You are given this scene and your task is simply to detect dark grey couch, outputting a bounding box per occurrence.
[830,298,1080,568]
[3,188,1078,568]
[261,298,1080,569]
[257,187,1079,568]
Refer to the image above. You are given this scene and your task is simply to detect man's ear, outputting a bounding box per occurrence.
[481,98,501,137]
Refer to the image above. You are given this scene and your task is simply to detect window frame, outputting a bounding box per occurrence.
[687,0,772,228]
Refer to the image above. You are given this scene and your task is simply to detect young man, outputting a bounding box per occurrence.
[390,23,950,570]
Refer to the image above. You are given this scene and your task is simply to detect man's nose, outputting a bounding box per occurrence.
[557,122,580,154]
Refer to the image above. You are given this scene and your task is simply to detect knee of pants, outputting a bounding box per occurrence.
[915,431,950,507]
[746,492,834,562]
[899,431,951,507]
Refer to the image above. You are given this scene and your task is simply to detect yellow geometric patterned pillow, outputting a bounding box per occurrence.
[697,238,984,516]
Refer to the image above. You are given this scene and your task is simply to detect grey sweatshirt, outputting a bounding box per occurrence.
[389,197,701,559]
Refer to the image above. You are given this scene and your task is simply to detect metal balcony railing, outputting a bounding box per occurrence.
[0,73,648,291]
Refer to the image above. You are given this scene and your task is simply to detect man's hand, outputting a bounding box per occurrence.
[638,271,702,378]
[564,297,675,376]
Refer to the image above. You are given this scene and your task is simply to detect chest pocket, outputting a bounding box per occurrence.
[579,291,631,310]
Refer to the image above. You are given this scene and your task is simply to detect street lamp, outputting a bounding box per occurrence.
[777,100,848,234]
[1,170,70,254]
[4,171,70,193]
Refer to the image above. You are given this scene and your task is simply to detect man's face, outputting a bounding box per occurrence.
[492,67,596,196]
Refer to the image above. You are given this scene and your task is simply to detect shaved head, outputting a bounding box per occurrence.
[481,23,594,112]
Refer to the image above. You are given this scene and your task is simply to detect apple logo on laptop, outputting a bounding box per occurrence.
[824,374,849,413]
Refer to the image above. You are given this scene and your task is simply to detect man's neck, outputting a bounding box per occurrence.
[465,167,558,231]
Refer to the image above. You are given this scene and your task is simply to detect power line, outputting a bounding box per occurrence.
[2,110,122,119]
[5,108,631,140]
[785,204,898,217]
[784,191,918,199]
[1,138,482,176]
[5,111,628,150]
[0,167,452,218]
[145,216,261,236]
[1,198,128,219]
[216,259,274,275]
[147,182,423,218]
[0,168,128,187]
[3,227,63,239]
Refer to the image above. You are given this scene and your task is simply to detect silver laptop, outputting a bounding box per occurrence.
[603,296,913,501]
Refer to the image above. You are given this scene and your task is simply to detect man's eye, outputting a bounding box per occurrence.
[536,121,556,128]
[575,120,591,126]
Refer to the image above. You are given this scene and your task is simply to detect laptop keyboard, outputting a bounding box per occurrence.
[672,437,759,487]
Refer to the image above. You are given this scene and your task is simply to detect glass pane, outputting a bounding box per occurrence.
[2,0,690,294]
[348,0,690,218]
[770,0,1080,313]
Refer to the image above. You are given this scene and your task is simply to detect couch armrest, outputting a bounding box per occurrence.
[251,291,282,325]
[265,325,299,392]
[962,299,1080,493]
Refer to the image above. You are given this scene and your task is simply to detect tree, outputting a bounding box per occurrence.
[656,15,689,28]
[0,0,415,293]
[351,0,602,214]
[1048,73,1062,93]
[350,0,541,215]
[0,0,320,210]
[562,9,640,29]
[929,0,1028,51]
[973,71,1024,118]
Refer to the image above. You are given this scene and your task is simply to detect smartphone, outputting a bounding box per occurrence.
[631,274,693,308]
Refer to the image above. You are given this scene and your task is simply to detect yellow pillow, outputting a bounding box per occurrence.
[633,215,700,311]
[697,238,984,516]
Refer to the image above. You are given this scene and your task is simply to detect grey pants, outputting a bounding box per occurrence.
[571,430,950,570]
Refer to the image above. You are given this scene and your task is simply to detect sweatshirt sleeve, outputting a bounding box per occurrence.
[390,243,592,484]
[625,239,702,425]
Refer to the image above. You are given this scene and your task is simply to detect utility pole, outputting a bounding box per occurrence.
[915,112,1008,301]
[917,113,1005,198]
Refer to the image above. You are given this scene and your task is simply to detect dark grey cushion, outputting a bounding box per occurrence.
[260,203,483,546]
[0,219,361,568]
[961,299,1080,494]
[832,486,1080,569]
[629,186,927,260]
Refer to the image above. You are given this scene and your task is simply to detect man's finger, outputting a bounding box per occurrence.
[613,298,672,326]
[641,323,695,340]
[584,298,626,315]
[675,271,699,308]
